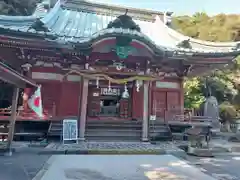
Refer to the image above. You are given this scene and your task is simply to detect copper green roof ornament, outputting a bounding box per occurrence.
[177,39,192,49]
[116,46,132,59]
[107,9,141,32]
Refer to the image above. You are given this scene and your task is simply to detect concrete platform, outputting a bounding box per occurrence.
[33,155,217,180]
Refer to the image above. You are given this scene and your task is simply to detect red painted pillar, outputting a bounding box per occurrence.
[179,78,184,114]
[78,78,89,141]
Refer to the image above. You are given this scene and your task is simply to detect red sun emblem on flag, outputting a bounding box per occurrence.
[33,97,40,107]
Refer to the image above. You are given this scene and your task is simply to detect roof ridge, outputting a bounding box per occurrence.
[64,0,169,15]
[64,0,164,15]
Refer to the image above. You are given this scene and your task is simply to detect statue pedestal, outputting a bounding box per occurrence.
[187,146,214,157]
[185,127,214,157]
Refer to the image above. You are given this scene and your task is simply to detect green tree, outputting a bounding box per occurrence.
[0,0,40,16]
[173,13,240,110]
[184,78,205,108]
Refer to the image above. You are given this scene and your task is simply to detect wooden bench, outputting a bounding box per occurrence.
[0,124,9,141]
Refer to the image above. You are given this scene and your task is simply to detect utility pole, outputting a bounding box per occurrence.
[6,87,19,156]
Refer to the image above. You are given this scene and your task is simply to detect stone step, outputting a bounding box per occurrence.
[85,138,140,141]
[86,129,142,133]
[85,132,141,137]
[48,131,62,136]
[86,124,142,128]
[50,123,62,127]
[86,136,141,141]
[87,120,141,124]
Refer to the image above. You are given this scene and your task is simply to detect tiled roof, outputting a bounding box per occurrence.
[0,0,239,56]
[42,2,175,47]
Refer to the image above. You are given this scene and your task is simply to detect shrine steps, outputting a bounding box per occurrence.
[85,120,142,141]
[47,121,62,138]
[86,120,172,141]
[47,120,173,141]
[149,122,173,141]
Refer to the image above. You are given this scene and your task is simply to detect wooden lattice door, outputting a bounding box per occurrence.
[87,87,101,117]
[58,82,81,117]
[167,91,180,120]
[41,82,61,116]
[152,91,166,120]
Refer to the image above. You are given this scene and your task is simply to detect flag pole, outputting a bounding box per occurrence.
[6,87,20,156]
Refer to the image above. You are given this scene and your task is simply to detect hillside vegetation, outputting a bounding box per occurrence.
[173,13,240,119]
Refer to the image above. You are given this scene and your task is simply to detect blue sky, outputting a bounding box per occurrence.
[91,0,239,15]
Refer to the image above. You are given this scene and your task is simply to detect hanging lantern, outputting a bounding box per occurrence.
[135,80,143,92]
[22,93,28,101]
[108,80,111,91]
[85,63,89,69]
[96,77,99,88]
[122,83,129,98]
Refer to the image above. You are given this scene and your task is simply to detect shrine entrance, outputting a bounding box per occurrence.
[99,88,121,117]
[87,81,132,120]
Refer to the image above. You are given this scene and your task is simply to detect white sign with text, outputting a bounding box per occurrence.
[63,119,78,142]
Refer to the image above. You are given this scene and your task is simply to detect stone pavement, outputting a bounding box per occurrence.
[41,141,185,154]
[3,139,240,155]
[179,154,240,180]
[0,152,50,180]
[37,139,240,155]
[210,139,240,153]
[33,154,217,180]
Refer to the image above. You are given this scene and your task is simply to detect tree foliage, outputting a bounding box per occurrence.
[0,0,40,16]
[0,0,41,107]
[173,13,240,110]
[172,13,240,41]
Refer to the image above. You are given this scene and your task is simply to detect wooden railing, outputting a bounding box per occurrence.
[0,102,56,120]
[0,107,14,116]
[151,107,214,125]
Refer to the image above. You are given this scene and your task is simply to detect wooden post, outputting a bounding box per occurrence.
[142,81,149,141]
[78,78,89,141]
[180,78,184,115]
[6,87,19,155]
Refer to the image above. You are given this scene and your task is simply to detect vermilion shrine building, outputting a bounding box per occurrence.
[0,0,239,141]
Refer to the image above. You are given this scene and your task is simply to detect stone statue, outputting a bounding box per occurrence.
[204,96,220,129]
[202,78,220,130]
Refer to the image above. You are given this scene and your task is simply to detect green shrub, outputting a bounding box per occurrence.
[219,102,237,123]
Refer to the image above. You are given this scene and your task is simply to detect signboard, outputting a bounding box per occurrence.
[100,88,120,96]
[63,119,78,143]
[150,115,156,121]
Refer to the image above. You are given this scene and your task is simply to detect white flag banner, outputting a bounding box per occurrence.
[28,86,43,118]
